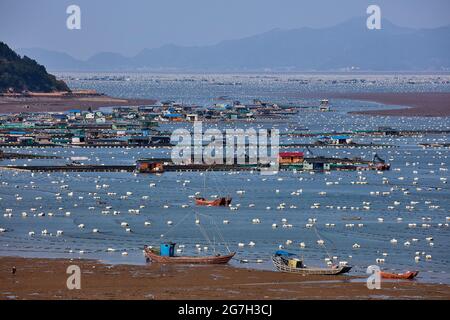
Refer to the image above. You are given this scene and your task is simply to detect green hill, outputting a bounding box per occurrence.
[0,41,69,93]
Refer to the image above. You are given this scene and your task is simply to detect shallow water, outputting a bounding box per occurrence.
[1,73,449,284]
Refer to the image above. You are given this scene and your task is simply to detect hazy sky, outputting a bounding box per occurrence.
[1,0,449,59]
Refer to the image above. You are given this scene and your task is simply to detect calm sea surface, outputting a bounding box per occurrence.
[1,73,449,284]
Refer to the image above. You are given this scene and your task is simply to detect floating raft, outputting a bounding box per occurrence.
[0,164,258,173]
[0,142,395,149]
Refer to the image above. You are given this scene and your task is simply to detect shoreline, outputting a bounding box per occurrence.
[0,94,156,113]
[328,92,450,117]
[1,91,449,117]
[1,256,449,300]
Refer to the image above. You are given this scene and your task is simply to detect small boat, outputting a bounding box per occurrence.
[144,244,235,264]
[380,270,419,280]
[272,251,351,275]
[195,197,232,207]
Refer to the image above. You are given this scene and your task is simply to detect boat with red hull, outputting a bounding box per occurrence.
[381,271,419,280]
[144,246,235,264]
[195,197,232,207]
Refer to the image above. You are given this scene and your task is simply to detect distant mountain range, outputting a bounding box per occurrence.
[16,17,450,72]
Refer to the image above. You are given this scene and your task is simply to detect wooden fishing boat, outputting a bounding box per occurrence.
[144,246,235,264]
[272,252,351,275]
[195,197,232,207]
[380,270,419,280]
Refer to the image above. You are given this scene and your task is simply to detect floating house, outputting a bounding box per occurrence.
[67,109,82,120]
[302,159,331,171]
[330,135,352,145]
[35,134,52,145]
[163,113,184,121]
[319,99,330,112]
[319,135,353,145]
[136,159,164,173]
[279,152,304,164]
[186,114,199,121]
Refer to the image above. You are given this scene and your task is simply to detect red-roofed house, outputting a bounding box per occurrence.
[279,151,304,164]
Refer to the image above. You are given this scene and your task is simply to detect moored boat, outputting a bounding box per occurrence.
[195,196,232,206]
[144,244,235,264]
[271,251,351,275]
[380,270,419,280]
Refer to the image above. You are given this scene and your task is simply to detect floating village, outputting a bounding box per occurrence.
[0,94,449,282]
[0,99,397,172]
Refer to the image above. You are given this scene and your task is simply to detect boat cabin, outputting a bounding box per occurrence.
[160,242,176,257]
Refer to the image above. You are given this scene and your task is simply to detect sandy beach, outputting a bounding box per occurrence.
[328,92,450,117]
[1,256,449,300]
[0,95,156,113]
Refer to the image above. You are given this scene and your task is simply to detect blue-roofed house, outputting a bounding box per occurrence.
[163,113,183,121]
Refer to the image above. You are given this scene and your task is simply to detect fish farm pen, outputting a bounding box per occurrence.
[0,142,396,149]
[0,157,390,173]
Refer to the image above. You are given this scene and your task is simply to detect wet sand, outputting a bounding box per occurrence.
[1,257,449,300]
[329,92,450,117]
[0,95,156,113]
